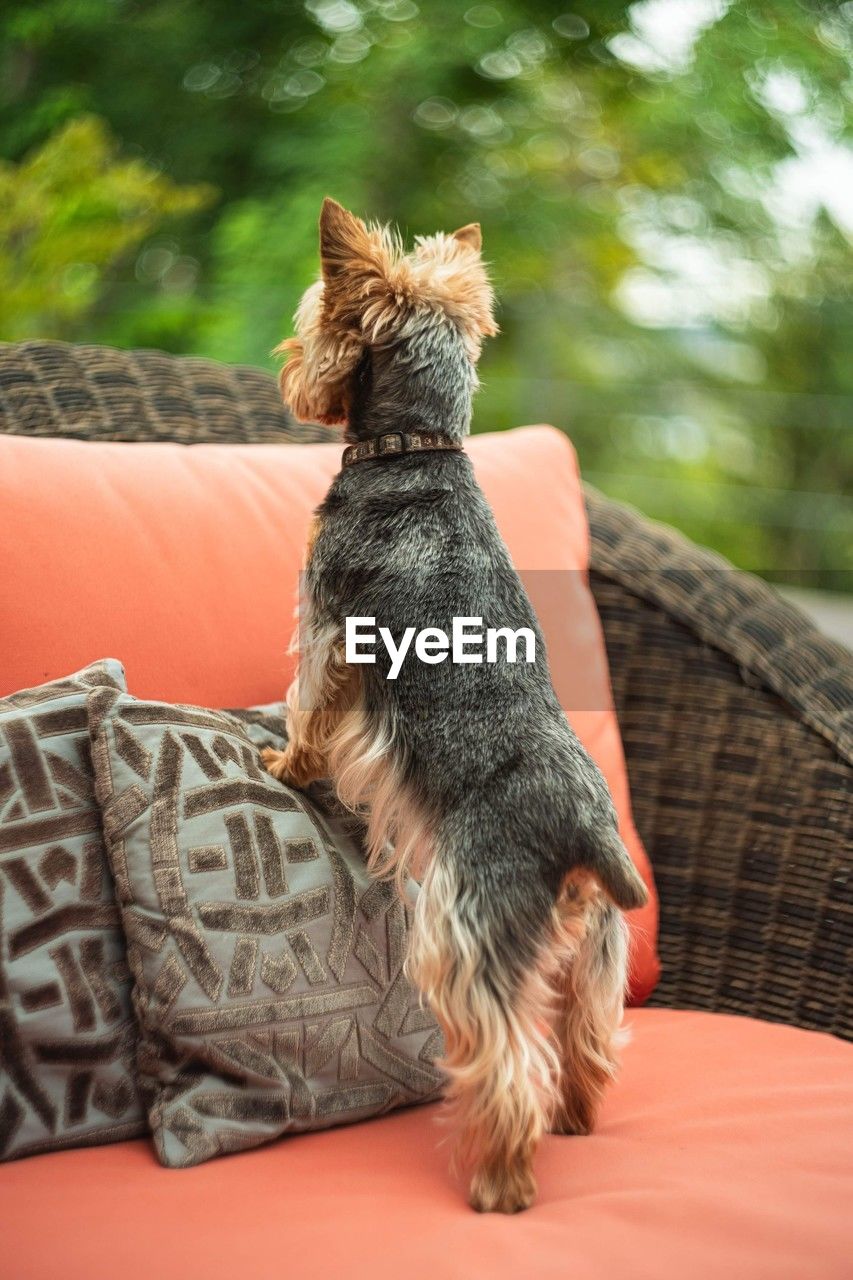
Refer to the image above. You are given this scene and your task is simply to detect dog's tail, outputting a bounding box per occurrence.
[574,825,648,913]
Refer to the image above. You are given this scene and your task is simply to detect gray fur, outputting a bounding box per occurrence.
[307,317,645,984]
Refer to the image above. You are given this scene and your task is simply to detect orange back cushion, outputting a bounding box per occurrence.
[0,427,659,1000]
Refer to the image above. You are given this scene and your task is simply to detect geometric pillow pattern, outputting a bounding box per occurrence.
[88,688,443,1168]
[0,661,145,1160]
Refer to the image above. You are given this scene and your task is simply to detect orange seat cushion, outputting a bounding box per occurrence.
[0,427,658,999]
[2,1009,850,1279]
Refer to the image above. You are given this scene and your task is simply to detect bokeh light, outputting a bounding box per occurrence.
[1,0,850,595]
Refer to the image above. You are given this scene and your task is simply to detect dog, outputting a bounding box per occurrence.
[262,198,648,1213]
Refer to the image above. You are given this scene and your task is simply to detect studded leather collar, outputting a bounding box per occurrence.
[341,430,463,468]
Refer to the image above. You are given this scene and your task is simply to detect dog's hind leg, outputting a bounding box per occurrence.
[551,879,629,1136]
[408,852,560,1214]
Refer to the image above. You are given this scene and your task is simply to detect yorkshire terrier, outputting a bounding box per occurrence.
[263,198,647,1213]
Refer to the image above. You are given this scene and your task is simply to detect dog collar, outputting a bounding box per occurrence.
[341,430,463,468]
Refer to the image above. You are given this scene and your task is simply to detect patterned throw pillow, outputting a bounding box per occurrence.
[0,661,145,1160]
[88,687,442,1168]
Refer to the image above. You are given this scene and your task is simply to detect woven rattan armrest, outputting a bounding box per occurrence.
[586,486,852,1039]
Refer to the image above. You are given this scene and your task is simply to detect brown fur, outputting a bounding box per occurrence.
[551,876,628,1136]
[407,855,560,1212]
[406,862,626,1213]
[276,199,497,426]
[261,639,360,788]
[266,606,433,898]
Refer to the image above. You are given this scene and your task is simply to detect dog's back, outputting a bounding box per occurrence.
[311,449,643,908]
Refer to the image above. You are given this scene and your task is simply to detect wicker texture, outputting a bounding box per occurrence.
[586,492,851,1039]
[2,340,850,1039]
[0,340,327,445]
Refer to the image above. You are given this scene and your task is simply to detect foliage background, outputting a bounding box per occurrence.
[2,0,851,589]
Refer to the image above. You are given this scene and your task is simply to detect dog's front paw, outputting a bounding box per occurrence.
[261,745,320,789]
[261,746,296,783]
[469,1163,537,1214]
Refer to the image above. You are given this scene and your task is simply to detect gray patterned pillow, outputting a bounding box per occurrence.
[0,661,145,1160]
[88,687,442,1168]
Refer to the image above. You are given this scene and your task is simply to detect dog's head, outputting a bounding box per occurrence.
[277,198,497,425]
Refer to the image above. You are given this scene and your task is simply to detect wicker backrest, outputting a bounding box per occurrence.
[0,340,332,445]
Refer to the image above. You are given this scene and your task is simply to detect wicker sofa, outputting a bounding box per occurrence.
[3,338,849,1043]
[2,338,852,1280]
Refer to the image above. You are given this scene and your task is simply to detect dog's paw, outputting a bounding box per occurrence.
[550,1115,592,1137]
[551,1099,595,1137]
[261,746,294,783]
[468,1165,537,1215]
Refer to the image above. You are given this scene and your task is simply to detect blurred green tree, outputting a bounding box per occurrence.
[0,115,213,340]
[1,0,850,587]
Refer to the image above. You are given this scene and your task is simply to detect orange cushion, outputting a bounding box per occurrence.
[0,427,658,999]
[2,1009,850,1279]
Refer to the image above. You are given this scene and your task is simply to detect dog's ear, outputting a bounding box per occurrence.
[410,227,498,358]
[320,199,370,280]
[319,198,392,317]
[275,200,393,426]
[451,223,482,254]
